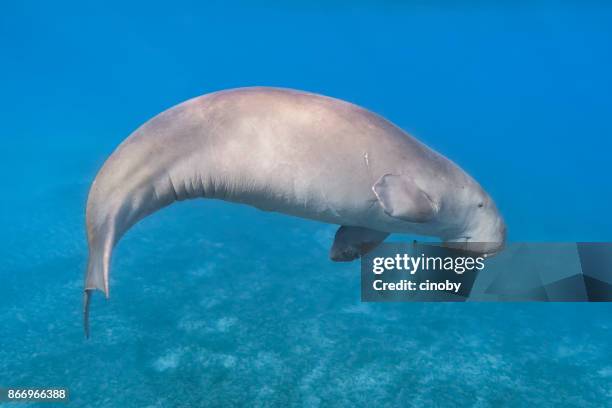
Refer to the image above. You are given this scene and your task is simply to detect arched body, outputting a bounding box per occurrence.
[84,87,505,334]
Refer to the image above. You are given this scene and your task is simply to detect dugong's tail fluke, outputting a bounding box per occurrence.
[83,228,114,337]
[83,129,189,336]
[84,290,92,338]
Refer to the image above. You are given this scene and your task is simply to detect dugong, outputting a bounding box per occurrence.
[84,87,505,334]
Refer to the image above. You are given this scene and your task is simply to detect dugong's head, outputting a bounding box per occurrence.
[438,175,507,255]
[373,168,506,256]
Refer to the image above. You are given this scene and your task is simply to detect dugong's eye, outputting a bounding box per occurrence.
[478,202,484,208]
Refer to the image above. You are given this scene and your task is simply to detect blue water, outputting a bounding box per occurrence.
[2,2,612,407]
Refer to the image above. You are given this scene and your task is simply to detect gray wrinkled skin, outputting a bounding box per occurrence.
[84,87,505,335]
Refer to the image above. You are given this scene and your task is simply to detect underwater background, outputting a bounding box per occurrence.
[2,1,612,406]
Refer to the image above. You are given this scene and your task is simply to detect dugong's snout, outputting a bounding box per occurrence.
[459,216,506,256]
[443,195,507,256]
[478,206,506,255]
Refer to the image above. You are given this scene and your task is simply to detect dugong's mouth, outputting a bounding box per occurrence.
[442,238,505,257]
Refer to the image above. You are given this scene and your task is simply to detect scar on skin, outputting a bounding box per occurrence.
[364,152,375,184]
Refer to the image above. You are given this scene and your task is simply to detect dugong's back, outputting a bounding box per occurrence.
[93,88,443,228]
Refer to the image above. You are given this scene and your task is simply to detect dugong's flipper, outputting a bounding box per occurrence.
[372,174,438,223]
[330,226,389,262]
